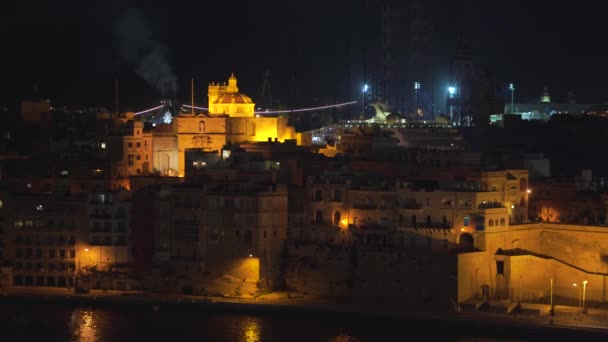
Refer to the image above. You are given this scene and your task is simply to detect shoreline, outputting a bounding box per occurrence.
[2,287,608,337]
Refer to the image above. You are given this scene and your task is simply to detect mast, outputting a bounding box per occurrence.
[191,78,195,115]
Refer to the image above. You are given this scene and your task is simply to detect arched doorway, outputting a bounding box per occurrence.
[459,233,474,250]
[333,211,341,226]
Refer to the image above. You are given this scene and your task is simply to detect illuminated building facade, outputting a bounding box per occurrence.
[85,191,131,267]
[165,74,296,176]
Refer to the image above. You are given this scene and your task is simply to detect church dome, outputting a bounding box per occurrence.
[215,93,253,104]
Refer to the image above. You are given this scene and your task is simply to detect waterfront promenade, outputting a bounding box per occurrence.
[2,286,608,337]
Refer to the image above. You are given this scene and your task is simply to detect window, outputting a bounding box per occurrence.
[136,142,140,148]
[315,211,323,224]
[313,189,322,202]
[488,219,494,227]
[128,142,133,148]
[137,155,141,160]
[199,121,205,133]
[333,190,342,202]
[128,154,134,166]
[464,216,470,226]
[500,218,506,226]
[496,260,504,275]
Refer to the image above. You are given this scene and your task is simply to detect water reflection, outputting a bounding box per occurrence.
[328,333,361,342]
[70,309,98,342]
[240,316,261,342]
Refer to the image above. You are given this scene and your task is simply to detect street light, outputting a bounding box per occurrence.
[509,83,515,114]
[361,83,369,120]
[448,86,456,124]
[448,86,456,98]
[414,82,421,118]
[582,280,588,314]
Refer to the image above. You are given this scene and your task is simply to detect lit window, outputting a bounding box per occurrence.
[100,142,106,149]
[60,170,68,176]
[36,204,44,211]
[463,216,470,226]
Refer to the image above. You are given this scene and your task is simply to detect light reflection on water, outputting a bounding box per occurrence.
[0,301,593,341]
[70,310,98,342]
[240,317,261,342]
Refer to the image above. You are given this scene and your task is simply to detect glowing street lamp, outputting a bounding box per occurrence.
[361,83,369,119]
[414,82,421,117]
[509,83,515,114]
[448,86,456,98]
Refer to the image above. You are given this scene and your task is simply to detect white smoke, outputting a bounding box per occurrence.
[115,8,176,97]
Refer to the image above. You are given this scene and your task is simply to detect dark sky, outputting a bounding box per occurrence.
[1,0,606,113]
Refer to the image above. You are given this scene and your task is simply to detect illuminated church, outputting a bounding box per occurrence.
[152,73,296,176]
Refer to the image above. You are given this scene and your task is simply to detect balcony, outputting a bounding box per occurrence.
[478,201,505,209]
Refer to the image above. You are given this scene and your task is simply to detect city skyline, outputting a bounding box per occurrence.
[1,0,607,112]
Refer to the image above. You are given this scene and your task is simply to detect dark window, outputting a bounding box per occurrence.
[497,260,504,275]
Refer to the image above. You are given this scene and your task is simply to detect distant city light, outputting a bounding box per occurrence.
[448,86,456,96]
[509,83,515,91]
[163,111,172,124]
[363,84,369,93]
[414,81,421,90]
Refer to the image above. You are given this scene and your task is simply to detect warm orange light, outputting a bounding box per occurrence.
[460,228,465,232]
[341,218,348,226]
[84,248,89,252]
[527,189,532,194]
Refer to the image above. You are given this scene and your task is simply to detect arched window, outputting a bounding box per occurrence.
[314,189,322,202]
[199,121,205,133]
[500,218,506,226]
[315,210,323,224]
[488,219,494,227]
[333,211,341,226]
[333,189,342,202]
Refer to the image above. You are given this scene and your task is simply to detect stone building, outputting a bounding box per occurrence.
[1,191,86,288]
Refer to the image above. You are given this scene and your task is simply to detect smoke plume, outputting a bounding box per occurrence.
[115,8,176,97]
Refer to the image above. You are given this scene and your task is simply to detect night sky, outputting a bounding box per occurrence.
[1,0,606,112]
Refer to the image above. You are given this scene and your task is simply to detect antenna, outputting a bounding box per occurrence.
[191,78,195,115]
[261,69,272,109]
[115,78,119,113]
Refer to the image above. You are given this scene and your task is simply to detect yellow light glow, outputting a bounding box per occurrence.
[84,248,89,252]
[72,310,97,341]
[460,228,465,232]
[241,318,261,342]
[527,189,532,194]
[340,218,348,226]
